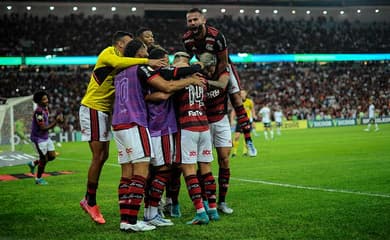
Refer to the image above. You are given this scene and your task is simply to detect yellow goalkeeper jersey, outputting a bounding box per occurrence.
[81,46,149,112]
[243,98,254,121]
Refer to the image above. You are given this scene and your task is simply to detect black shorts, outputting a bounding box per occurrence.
[263,122,271,128]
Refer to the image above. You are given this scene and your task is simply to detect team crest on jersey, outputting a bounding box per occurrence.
[36,114,43,120]
[205,43,213,51]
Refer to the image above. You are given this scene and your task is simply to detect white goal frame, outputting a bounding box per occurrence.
[0,95,33,152]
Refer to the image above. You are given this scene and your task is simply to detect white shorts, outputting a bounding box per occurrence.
[227,64,241,94]
[180,129,213,164]
[113,125,153,165]
[209,115,232,148]
[151,134,176,167]
[79,105,111,142]
[33,138,55,156]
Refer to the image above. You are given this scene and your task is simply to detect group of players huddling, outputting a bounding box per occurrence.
[78,8,258,232]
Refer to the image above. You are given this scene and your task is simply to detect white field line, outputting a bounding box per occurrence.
[231,177,390,198]
[60,157,390,199]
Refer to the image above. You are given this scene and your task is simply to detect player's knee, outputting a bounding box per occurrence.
[198,162,212,174]
[102,152,109,162]
[218,157,229,168]
[93,151,109,163]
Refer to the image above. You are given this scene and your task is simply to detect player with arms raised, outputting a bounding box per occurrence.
[182,8,257,157]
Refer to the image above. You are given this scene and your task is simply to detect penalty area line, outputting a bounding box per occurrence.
[231,177,390,199]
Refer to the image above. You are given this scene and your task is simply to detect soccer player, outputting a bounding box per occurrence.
[198,52,235,214]
[173,51,221,224]
[183,8,257,157]
[143,47,204,226]
[231,90,256,157]
[258,103,274,140]
[27,91,63,185]
[160,51,201,218]
[364,99,379,131]
[79,31,166,224]
[274,106,284,136]
[114,40,205,232]
[136,27,160,53]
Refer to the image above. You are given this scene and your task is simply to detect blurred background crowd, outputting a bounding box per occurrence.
[1,13,389,56]
[1,12,389,131]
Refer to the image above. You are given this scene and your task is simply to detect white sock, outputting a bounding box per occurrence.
[270,130,274,139]
[264,131,268,140]
[144,207,149,219]
[196,207,206,214]
[150,206,158,218]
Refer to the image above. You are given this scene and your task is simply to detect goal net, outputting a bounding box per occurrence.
[0,95,35,154]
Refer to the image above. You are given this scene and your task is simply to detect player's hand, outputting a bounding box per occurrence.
[56,113,64,124]
[193,72,205,78]
[148,58,167,68]
[190,74,207,88]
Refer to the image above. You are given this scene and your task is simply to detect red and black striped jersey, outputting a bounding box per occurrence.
[176,84,209,132]
[183,25,227,59]
[205,71,229,123]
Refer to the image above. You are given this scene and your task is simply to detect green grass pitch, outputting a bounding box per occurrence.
[1,125,389,240]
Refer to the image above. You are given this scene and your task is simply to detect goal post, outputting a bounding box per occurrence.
[0,95,34,153]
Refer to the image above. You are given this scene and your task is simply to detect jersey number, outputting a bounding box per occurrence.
[186,85,204,107]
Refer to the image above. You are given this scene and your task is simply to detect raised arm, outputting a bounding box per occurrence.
[99,47,149,69]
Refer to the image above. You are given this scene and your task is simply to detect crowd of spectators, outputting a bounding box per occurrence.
[1,13,389,131]
[1,61,389,132]
[1,13,390,56]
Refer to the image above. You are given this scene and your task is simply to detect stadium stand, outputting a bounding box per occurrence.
[0,13,389,131]
[1,13,390,56]
[1,61,388,131]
